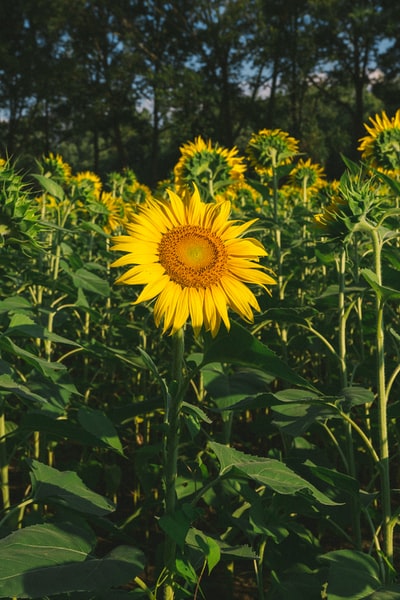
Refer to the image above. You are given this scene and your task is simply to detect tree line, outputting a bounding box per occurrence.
[0,0,399,184]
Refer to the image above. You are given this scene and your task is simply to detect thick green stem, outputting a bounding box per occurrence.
[163,328,185,599]
[371,227,392,572]
[337,248,361,548]
[0,408,10,510]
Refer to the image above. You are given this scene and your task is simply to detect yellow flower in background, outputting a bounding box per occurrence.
[358,109,400,176]
[98,192,127,234]
[174,136,246,202]
[40,153,72,183]
[112,186,275,337]
[246,128,299,175]
[73,171,102,198]
[289,158,326,196]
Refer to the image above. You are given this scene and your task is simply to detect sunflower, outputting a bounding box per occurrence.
[72,171,102,199]
[97,191,127,234]
[288,158,326,197]
[111,186,276,337]
[40,153,72,183]
[358,109,400,176]
[174,136,246,202]
[246,128,299,175]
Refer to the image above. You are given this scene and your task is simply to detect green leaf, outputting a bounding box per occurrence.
[321,549,382,600]
[0,337,66,376]
[209,441,338,505]
[366,585,400,599]
[71,267,110,296]
[186,527,257,560]
[196,533,221,574]
[78,406,124,456]
[33,173,65,201]
[361,268,400,301]
[0,523,145,598]
[6,313,80,346]
[0,522,93,597]
[159,505,200,550]
[0,373,52,404]
[272,402,337,436]
[29,459,115,515]
[0,296,33,315]
[181,401,212,424]
[341,386,375,407]
[202,321,316,391]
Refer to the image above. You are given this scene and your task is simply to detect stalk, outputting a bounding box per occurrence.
[163,328,185,599]
[370,227,392,571]
[337,247,361,548]
[0,406,10,510]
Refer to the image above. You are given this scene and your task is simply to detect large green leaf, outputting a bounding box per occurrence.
[361,268,400,302]
[29,460,115,515]
[78,406,124,456]
[71,267,110,296]
[321,549,382,600]
[0,523,145,598]
[0,373,51,405]
[0,522,93,597]
[202,321,316,390]
[33,174,65,201]
[0,337,65,376]
[6,313,80,347]
[209,441,338,505]
[0,296,33,315]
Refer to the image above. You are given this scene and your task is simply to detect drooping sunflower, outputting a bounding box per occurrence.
[111,186,276,337]
[174,136,246,202]
[246,128,299,176]
[358,109,400,176]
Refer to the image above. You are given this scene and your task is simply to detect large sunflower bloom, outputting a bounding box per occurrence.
[358,109,400,176]
[111,187,276,337]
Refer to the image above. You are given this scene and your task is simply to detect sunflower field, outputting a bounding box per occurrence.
[0,109,400,600]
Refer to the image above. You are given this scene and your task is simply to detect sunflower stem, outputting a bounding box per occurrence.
[370,226,393,575]
[163,327,185,599]
[337,247,361,549]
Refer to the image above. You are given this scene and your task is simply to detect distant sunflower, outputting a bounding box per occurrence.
[40,153,72,183]
[98,191,127,234]
[174,136,246,202]
[246,129,299,175]
[289,158,326,196]
[112,186,275,337]
[73,171,102,198]
[358,109,400,175]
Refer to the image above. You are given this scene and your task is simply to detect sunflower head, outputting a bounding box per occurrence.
[288,158,326,197]
[313,171,382,240]
[111,186,276,337]
[72,171,102,200]
[39,153,72,184]
[246,128,300,175]
[173,136,246,202]
[358,109,400,176]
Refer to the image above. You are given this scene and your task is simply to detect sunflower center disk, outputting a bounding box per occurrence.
[159,225,227,288]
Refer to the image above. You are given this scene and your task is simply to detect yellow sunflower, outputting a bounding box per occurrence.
[288,158,326,196]
[40,152,72,183]
[174,136,246,202]
[111,186,276,337]
[246,128,299,175]
[73,171,102,198]
[358,109,400,175]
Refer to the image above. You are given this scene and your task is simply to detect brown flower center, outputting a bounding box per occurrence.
[158,225,228,288]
